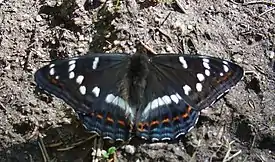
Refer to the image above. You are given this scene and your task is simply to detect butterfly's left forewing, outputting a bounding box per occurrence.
[35,54,134,141]
[135,54,243,141]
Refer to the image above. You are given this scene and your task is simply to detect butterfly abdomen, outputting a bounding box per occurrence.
[124,54,150,107]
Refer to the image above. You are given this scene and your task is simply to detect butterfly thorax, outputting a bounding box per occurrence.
[120,53,150,112]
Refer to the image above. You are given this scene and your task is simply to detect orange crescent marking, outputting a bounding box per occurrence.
[96,114,103,119]
[118,120,125,126]
[162,118,170,123]
[173,116,180,121]
[182,113,188,118]
[106,117,114,123]
[137,122,144,131]
[187,106,192,112]
[150,120,160,126]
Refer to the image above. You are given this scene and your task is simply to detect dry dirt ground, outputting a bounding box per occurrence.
[0,0,275,161]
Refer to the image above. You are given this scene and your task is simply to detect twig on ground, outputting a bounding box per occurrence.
[38,135,51,162]
[175,0,186,13]
[56,134,97,151]
[244,70,260,79]
[243,1,275,6]
[222,140,242,162]
[92,137,103,162]
[259,7,275,16]
[248,99,256,109]
[26,120,39,140]
[160,12,171,26]
[156,28,172,42]
[0,102,6,112]
[46,142,63,148]
[140,41,157,54]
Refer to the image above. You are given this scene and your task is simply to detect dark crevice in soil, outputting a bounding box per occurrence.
[89,9,118,53]
[246,77,261,94]
[38,0,81,32]
[258,135,275,152]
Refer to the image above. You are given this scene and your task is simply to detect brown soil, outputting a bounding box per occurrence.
[0,0,275,161]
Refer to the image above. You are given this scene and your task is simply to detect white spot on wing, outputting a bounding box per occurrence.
[196,73,205,82]
[175,132,185,138]
[68,60,76,65]
[205,69,210,76]
[92,86,100,97]
[151,99,159,109]
[203,58,210,63]
[223,65,229,72]
[49,64,55,68]
[142,93,183,119]
[49,68,55,75]
[183,85,191,95]
[203,62,210,69]
[79,86,86,95]
[161,137,171,141]
[170,94,179,104]
[162,95,172,104]
[76,75,84,84]
[68,63,76,72]
[223,60,228,65]
[176,93,182,99]
[55,76,59,80]
[179,56,188,69]
[69,71,75,79]
[157,97,165,106]
[220,72,224,76]
[196,83,202,92]
[105,94,116,103]
[92,57,99,69]
[103,136,113,140]
[152,138,159,142]
[105,94,134,121]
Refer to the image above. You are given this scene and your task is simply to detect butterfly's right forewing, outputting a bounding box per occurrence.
[35,54,134,141]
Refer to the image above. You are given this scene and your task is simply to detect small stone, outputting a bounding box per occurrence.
[78,34,84,41]
[187,24,193,30]
[36,15,43,22]
[266,50,274,59]
[124,145,136,155]
[166,44,174,53]
[113,40,120,45]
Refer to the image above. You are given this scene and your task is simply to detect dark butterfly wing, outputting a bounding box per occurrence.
[136,54,244,141]
[35,53,134,141]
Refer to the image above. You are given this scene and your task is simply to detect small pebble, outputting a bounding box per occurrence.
[36,15,42,22]
[266,50,274,59]
[113,40,120,45]
[124,145,136,155]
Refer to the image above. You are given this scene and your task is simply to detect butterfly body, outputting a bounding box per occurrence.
[35,53,244,141]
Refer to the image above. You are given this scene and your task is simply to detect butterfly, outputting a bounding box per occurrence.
[34,53,244,142]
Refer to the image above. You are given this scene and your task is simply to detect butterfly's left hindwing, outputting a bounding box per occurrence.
[35,54,134,141]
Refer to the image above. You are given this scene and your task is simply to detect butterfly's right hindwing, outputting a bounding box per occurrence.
[35,54,133,141]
